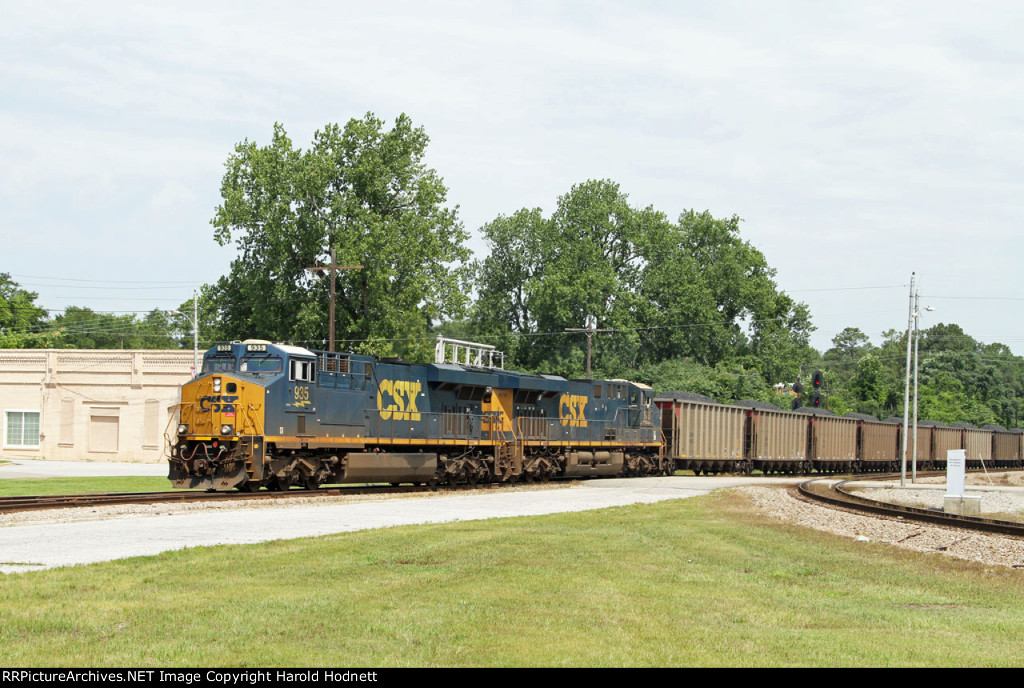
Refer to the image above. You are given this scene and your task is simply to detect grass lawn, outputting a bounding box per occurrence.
[1,489,1022,667]
[0,477,175,496]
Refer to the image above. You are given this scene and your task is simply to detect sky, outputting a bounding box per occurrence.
[2,1,1022,357]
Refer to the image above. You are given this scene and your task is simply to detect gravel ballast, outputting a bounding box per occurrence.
[741,480,1024,570]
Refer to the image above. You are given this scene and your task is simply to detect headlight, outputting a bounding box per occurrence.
[177,423,189,435]
[220,424,234,436]
[213,377,222,393]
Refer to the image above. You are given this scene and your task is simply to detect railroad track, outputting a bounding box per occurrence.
[797,475,1024,538]
[0,482,510,515]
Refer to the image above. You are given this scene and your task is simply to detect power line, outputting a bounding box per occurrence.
[788,284,906,293]
[8,274,202,285]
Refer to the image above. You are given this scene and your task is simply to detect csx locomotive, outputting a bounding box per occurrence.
[169,337,666,491]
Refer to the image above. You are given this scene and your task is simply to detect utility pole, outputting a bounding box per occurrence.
[191,290,198,377]
[306,247,362,352]
[565,316,615,379]
[171,290,199,378]
[911,291,934,483]
[901,272,915,487]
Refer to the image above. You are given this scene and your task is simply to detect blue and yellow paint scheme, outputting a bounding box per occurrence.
[169,340,663,491]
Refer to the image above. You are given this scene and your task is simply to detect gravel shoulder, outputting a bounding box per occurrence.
[740,481,1024,570]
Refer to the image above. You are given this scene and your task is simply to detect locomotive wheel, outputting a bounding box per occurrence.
[303,477,320,490]
[268,476,292,492]
[447,472,460,487]
[238,480,261,493]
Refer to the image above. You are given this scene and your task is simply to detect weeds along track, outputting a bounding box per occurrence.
[797,475,1024,538]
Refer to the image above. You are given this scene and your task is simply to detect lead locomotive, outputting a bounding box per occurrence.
[169,337,666,491]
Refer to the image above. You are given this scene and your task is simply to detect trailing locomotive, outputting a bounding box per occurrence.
[169,337,666,491]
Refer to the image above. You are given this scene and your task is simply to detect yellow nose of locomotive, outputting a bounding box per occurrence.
[179,375,243,437]
[169,374,265,489]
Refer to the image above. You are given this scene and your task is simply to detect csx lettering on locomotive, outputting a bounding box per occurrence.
[198,395,238,414]
[559,393,588,427]
[376,379,422,421]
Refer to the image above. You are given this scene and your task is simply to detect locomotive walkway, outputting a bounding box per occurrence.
[0,460,800,574]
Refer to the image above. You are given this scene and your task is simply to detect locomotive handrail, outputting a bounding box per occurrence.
[243,403,265,437]
[369,408,502,445]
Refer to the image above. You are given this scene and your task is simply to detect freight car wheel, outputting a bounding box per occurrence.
[303,477,320,491]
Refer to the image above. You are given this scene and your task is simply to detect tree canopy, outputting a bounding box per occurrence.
[210,113,471,359]
[0,274,52,348]
[473,180,814,381]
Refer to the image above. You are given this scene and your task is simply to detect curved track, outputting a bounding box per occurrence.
[798,475,1024,538]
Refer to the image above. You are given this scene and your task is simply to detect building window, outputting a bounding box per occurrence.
[5,410,41,448]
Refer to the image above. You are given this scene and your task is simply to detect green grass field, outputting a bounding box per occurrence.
[2,488,1023,667]
[0,476,175,496]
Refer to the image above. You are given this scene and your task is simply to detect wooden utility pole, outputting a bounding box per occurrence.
[565,316,615,379]
[306,247,362,352]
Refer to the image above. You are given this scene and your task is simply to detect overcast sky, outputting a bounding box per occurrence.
[2,1,1022,358]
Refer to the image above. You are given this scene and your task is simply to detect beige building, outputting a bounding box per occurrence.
[0,349,192,463]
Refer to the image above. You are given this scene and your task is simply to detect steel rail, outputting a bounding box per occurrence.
[0,482,513,515]
[797,476,1024,539]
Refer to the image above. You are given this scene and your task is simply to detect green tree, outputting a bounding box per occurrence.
[475,182,814,381]
[49,307,177,349]
[475,180,668,376]
[0,274,52,348]
[211,114,471,360]
[824,327,874,364]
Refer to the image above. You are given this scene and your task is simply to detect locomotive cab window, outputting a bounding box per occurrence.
[202,357,236,373]
[289,359,316,383]
[240,355,283,373]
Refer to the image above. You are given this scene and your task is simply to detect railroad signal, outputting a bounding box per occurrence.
[811,392,823,407]
[812,370,824,389]
[792,381,803,395]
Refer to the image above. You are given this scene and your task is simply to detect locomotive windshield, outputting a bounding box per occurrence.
[202,357,236,373]
[239,355,283,374]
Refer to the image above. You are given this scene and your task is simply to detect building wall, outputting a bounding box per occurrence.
[0,349,192,463]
